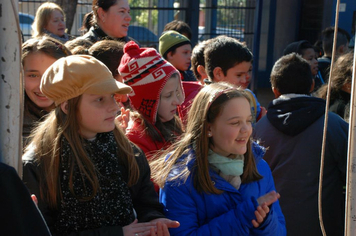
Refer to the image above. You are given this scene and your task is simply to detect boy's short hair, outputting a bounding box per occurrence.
[322,27,350,55]
[204,35,253,82]
[270,53,313,95]
[159,30,191,59]
[191,40,209,80]
[163,20,192,40]
[89,40,125,77]
[283,40,314,57]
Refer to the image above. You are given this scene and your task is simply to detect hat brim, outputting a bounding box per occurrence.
[85,78,132,95]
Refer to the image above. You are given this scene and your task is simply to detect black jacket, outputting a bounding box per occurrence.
[22,134,165,236]
[0,162,51,236]
[79,25,136,44]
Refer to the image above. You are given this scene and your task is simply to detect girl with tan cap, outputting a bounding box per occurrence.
[22,55,179,236]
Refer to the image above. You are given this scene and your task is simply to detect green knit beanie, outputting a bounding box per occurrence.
[159,30,191,59]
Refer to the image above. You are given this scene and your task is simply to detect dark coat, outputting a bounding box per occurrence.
[254,95,348,236]
[22,134,165,236]
[79,25,136,44]
[0,162,51,236]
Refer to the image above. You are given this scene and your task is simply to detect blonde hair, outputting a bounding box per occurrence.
[151,82,262,194]
[25,95,139,208]
[32,2,65,38]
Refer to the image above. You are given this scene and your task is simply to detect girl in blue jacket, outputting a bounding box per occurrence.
[151,82,286,235]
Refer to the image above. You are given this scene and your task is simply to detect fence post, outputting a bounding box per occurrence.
[157,0,174,36]
[186,0,199,46]
[251,0,263,93]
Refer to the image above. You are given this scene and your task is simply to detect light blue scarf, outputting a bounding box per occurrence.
[208,149,244,176]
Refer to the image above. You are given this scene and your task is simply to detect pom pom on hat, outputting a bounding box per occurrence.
[159,30,191,58]
[119,41,182,124]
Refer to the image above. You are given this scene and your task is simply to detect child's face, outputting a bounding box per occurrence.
[45,9,66,37]
[114,74,128,103]
[158,74,184,122]
[208,97,252,157]
[24,52,56,110]
[217,61,252,89]
[77,93,120,139]
[302,48,318,76]
[167,44,192,71]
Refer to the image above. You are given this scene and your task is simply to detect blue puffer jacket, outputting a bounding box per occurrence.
[159,142,286,236]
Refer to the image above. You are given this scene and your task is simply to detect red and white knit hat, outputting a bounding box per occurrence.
[118,41,181,124]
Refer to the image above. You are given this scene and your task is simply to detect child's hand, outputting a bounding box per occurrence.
[148,218,179,236]
[116,107,130,132]
[257,190,280,206]
[123,219,156,236]
[252,191,280,228]
[150,218,180,229]
[149,221,170,236]
[252,203,270,228]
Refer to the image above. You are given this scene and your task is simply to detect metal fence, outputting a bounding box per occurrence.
[18,0,256,50]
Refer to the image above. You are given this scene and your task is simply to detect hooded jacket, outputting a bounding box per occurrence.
[254,94,348,236]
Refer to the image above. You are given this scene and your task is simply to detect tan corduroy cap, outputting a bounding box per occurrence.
[41,55,132,106]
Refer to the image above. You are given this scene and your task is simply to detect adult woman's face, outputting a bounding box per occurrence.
[99,0,131,38]
[45,9,66,37]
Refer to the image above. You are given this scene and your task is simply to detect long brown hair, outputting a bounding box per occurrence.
[316,50,354,99]
[151,83,262,194]
[25,95,139,208]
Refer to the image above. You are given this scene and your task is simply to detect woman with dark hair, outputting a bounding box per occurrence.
[79,0,136,44]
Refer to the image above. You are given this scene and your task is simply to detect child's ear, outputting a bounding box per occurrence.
[60,101,69,114]
[197,65,208,80]
[97,7,105,22]
[272,87,281,98]
[206,124,213,137]
[167,51,173,61]
[337,44,347,55]
[212,67,223,82]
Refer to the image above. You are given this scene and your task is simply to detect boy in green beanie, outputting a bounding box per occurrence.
[159,30,196,81]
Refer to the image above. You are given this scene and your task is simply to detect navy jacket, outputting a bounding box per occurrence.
[254,95,348,236]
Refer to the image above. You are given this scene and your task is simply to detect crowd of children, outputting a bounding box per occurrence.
[1,0,354,235]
